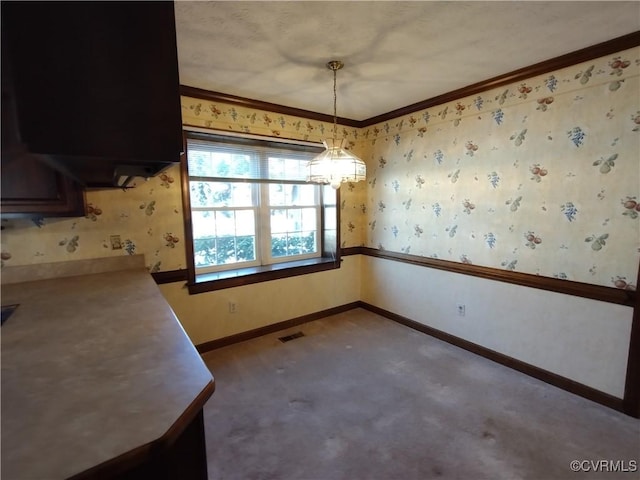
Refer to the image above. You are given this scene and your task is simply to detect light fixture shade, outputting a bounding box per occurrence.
[307,138,367,189]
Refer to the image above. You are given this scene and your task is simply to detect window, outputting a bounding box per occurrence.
[183,131,340,293]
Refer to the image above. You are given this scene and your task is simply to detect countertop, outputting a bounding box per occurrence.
[1,257,215,479]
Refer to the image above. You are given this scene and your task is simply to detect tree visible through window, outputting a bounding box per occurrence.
[184,132,334,277]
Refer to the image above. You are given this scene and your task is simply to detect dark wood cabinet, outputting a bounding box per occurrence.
[1,1,183,194]
[0,155,86,218]
[96,410,209,480]
[1,23,86,218]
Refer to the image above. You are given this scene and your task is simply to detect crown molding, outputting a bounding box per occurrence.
[179,85,361,128]
[181,31,640,128]
[363,31,640,126]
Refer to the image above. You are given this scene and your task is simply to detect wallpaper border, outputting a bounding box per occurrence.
[342,247,636,307]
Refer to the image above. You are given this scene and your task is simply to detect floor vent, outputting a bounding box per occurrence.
[278,331,305,343]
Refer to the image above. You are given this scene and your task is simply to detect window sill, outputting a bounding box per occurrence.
[187,257,340,294]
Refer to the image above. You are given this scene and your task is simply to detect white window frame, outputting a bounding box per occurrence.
[258,182,322,267]
[184,130,326,276]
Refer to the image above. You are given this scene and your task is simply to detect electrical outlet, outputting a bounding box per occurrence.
[228,302,237,314]
[457,304,466,316]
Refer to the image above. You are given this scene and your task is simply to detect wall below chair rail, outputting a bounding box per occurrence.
[159,255,361,346]
[360,255,632,399]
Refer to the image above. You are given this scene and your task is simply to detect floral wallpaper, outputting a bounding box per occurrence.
[0,167,186,273]
[0,97,364,273]
[181,96,360,145]
[353,47,640,290]
[2,47,638,292]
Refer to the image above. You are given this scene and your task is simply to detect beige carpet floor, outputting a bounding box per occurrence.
[201,308,639,480]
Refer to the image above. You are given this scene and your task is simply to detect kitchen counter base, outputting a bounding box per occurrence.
[1,256,215,479]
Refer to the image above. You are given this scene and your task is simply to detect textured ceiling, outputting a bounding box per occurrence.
[175,1,640,121]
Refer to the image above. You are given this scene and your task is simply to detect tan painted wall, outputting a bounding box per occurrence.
[160,256,361,345]
[360,255,632,398]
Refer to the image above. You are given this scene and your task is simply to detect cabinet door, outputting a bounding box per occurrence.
[3,2,183,166]
[1,24,86,218]
[0,155,86,218]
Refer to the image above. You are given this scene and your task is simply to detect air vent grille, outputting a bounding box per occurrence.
[278,331,305,343]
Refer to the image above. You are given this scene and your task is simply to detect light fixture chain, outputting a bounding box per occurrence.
[326,60,343,143]
[332,64,337,142]
[306,59,364,189]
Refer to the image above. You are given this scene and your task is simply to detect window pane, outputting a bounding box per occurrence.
[215,210,237,236]
[289,231,316,255]
[271,231,317,258]
[268,157,286,179]
[193,236,218,268]
[190,181,254,208]
[189,150,254,178]
[268,184,286,207]
[192,210,256,267]
[301,208,317,231]
[270,209,287,234]
[269,183,316,206]
[270,207,318,258]
[270,208,317,235]
[230,183,254,207]
[295,184,317,205]
[215,235,256,265]
[187,150,210,176]
[235,209,255,236]
[191,210,217,239]
[286,209,302,229]
[324,206,337,230]
[268,156,309,181]
[235,235,256,262]
[270,234,288,257]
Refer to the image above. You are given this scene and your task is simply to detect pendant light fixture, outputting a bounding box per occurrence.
[307,60,366,189]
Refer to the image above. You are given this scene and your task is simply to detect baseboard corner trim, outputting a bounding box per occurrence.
[195,302,361,354]
[359,302,627,416]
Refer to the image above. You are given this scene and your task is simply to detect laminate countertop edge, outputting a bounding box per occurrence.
[1,264,215,479]
[69,379,216,480]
